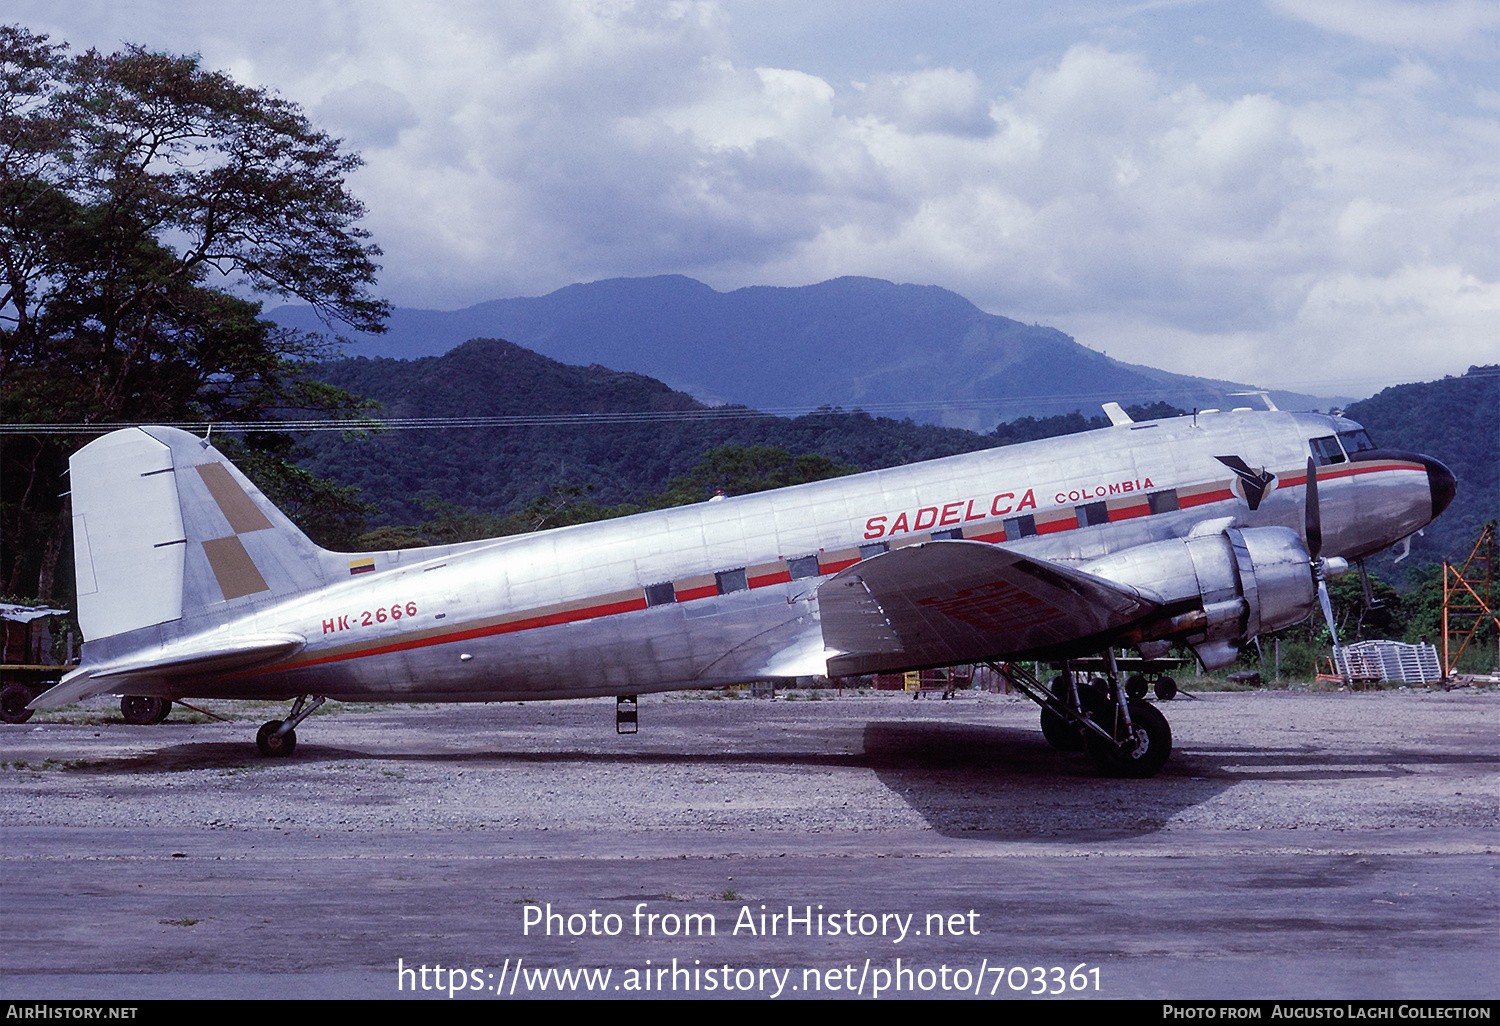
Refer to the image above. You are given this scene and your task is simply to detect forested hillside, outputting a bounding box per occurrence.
[1343,365,1497,572]
[303,339,998,530]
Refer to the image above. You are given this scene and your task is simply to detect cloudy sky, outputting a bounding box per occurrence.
[13,1,1498,397]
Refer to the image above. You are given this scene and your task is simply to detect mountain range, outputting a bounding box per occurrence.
[272,275,1340,430]
[299,326,1492,574]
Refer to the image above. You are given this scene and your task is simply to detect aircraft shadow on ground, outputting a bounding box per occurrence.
[859,720,1222,837]
[856,721,1498,838]
[45,719,1495,843]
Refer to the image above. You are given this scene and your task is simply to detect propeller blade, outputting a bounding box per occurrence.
[1317,577,1346,684]
[1305,457,1322,560]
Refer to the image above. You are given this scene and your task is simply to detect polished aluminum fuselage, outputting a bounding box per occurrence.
[85,410,1442,703]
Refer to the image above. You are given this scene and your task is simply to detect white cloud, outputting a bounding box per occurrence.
[734,40,1496,391]
[856,68,995,137]
[1265,0,1500,55]
[315,80,418,149]
[7,0,1496,392]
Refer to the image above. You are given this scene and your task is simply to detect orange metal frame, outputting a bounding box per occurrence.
[1442,521,1498,678]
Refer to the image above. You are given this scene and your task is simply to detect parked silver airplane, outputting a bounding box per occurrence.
[32,403,1454,776]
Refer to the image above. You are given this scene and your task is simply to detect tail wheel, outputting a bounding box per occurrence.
[121,696,172,725]
[256,720,297,758]
[1084,699,1172,778]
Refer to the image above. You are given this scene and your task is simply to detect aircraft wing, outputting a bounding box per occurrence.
[818,540,1159,676]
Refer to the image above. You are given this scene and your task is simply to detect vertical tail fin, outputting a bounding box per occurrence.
[71,426,330,642]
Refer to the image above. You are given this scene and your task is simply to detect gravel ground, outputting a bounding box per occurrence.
[3,687,1495,845]
[2,686,1496,1000]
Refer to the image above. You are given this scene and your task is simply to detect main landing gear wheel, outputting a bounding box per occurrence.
[121,696,172,725]
[1085,699,1172,778]
[1,682,34,724]
[1040,708,1084,751]
[1040,676,1085,751]
[1081,677,1113,717]
[256,720,297,757]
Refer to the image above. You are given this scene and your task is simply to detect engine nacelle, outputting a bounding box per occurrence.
[1080,526,1317,670]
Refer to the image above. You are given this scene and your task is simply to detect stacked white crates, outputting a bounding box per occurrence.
[1336,640,1443,684]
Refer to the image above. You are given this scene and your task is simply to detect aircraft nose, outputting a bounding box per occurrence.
[1423,455,1457,519]
[1352,449,1457,522]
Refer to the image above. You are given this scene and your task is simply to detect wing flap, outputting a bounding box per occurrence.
[818,540,1157,675]
[696,610,827,681]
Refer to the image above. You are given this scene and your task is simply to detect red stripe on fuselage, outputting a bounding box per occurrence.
[1178,488,1233,508]
[233,460,1427,681]
[238,595,649,677]
[1281,459,1423,489]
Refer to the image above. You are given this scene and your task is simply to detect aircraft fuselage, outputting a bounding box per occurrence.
[66,408,1449,705]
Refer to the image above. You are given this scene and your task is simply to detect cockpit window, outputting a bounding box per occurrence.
[1309,435,1346,465]
[1338,429,1376,453]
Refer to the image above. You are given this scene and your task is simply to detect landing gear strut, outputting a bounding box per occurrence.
[992,659,1173,778]
[256,695,325,757]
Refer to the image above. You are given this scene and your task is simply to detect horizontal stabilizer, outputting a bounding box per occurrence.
[819,540,1157,676]
[30,633,305,708]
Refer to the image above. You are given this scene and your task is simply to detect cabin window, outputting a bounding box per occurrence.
[859,541,889,559]
[1003,514,1036,539]
[931,528,963,540]
[1309,435,1346,466]
[644,582,676,607]
[787,555,820,580]
[1148,490,1179,515]
[1338,429,1376,453]
[716,569,748,595]
[1077,501,1109,527]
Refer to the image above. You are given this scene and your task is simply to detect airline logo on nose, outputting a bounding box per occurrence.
[1214,455,1277,511]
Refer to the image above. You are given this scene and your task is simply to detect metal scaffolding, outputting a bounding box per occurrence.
[1442,521,1498,678]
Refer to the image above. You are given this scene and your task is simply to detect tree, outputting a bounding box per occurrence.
[0,25,388,599]
[648,445,856,507]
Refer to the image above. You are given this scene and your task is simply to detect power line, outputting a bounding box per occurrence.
[9,370,1490,436]
[0,383,1315,435]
